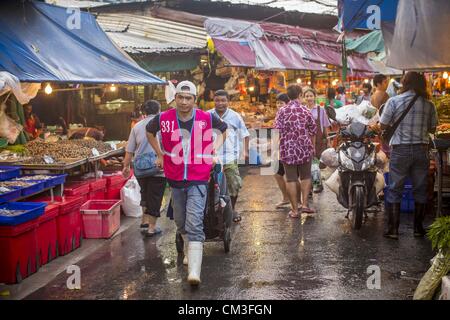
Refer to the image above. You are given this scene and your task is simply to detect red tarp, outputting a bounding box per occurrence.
[214,38,329,71]
[260,40,329,71]
[213,38,256,67]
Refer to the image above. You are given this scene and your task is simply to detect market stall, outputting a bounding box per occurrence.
[0,1,164,284]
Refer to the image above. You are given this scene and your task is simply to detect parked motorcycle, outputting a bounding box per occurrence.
[327,109,384,229]
[336,121,379,229]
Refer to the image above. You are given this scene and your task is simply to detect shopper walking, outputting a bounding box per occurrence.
[146,81,227,285]
[209,89,250,223]
[303,88,331,193]
[371,74,390,109]
[123,100,166,237]
[275,84,317,218]
[273,93,301,209]
[380,72,438,239]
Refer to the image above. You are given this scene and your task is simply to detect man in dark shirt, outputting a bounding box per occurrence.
[146,81,226,286]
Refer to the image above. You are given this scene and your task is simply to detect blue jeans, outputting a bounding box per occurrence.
[387,144,429,204]
[171,185,208,242]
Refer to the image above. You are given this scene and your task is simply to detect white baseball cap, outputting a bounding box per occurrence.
[175,80,197,97]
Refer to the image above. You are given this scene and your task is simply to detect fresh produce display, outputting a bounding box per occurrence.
[0,181,34,188]
[0,186,13,194]
[0,209,27,217]
[22,139,113,163]
[14,175,56,181]
[433,96,450,119]
[436,123,450,137]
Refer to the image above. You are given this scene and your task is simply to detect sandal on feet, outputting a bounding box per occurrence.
[275,201,290,209]
[288,210,300,218]
[302,207,316,214]
[145,227,162,237]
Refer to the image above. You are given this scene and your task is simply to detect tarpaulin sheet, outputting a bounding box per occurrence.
[214,38,329,71]
[339,0,399,31]
[384,0,450,71]
[260,40,329,71]
[0,1,164,84]
[345,30,385,53]
[212,38,256,67]
[302,42,374,72]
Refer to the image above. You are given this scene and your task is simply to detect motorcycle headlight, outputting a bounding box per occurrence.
[361,153,376,171]
[339,152,354,170]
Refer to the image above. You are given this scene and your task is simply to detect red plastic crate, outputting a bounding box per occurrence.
[103,173,126,188]
[36,203,59,266]
[88,188,106,200]
[0,220,39,284]
[64,181,90,197]
[88,178,107,192]
[35,196,84,256]
[105,186,122,200]
[81,200,121,239]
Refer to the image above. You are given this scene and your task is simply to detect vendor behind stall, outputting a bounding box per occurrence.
[23,103,43,140]
[69,127,104,141]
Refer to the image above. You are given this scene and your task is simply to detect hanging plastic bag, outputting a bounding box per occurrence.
[325,169,340,195]
[0,103,22,144]
[120,176,143,218]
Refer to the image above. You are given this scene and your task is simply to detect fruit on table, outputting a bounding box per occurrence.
[0,181,35,188]
[0,209,27,217]
[14,175,55,181]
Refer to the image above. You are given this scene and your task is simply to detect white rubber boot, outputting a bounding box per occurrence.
[181,234,188,266]
[187,241,203,285]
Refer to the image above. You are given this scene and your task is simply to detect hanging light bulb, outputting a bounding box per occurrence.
[44,83,53,95]
[296,78,302,84]
[307,81,311,85]
[248,86,255,92]
[443,72,449,79]
[364,79,369,84]
[110,84,117,92]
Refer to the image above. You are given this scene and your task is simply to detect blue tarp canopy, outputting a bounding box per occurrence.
[0,1,165,84]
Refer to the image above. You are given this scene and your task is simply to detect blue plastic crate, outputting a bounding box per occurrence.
[0,166,21,181]
[20,181,46,197]
[384,186,415,213]
[46,174,67,188]
[0,202,47,226]
[0,187,22,203]
[14,174,68,189]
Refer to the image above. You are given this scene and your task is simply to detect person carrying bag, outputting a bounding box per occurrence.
[123,100,166,237]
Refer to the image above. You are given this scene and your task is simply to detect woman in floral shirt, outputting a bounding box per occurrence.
[275,84,317,218]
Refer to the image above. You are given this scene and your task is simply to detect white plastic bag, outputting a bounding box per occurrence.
[311,159,321,186]
[120,176,143,218]
[0,103,22,144]
[325,170,340,195]
[320,148,339,168]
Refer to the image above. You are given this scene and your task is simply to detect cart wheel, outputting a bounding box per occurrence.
[16,263,22,284]
[176,232,184,253]
[223,227,231,253]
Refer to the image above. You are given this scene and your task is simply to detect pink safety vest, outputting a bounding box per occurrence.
[160,108,214,182]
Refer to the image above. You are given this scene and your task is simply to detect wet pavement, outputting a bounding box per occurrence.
[25,167,434,300]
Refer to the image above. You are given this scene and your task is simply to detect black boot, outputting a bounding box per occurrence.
[414,203,426,237]
[384,202,400,240]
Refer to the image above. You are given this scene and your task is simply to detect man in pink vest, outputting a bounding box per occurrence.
[146,81,227,285]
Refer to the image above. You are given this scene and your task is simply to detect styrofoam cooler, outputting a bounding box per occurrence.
[80,200,121,239]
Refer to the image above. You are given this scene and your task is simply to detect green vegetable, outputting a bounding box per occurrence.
[427,216,450,254]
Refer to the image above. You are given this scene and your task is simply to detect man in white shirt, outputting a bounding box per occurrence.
[209,90,250,222]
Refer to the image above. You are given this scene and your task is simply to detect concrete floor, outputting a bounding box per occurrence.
[1,167,435,300]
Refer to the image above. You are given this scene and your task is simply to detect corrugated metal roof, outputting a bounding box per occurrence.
[96,13,207,53]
